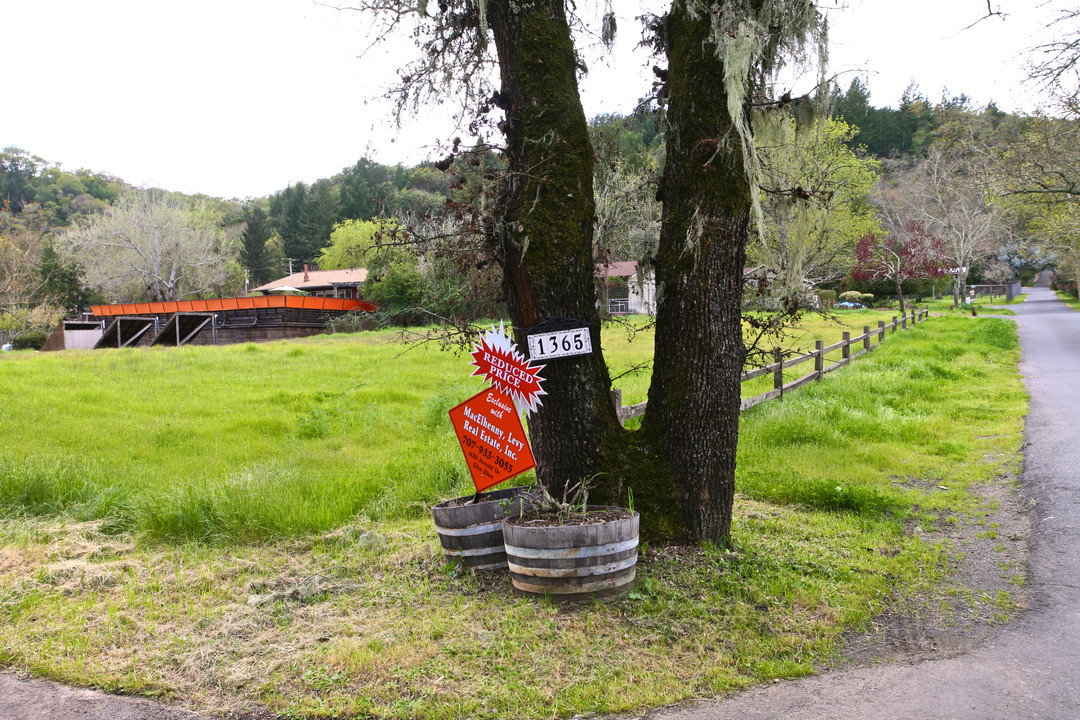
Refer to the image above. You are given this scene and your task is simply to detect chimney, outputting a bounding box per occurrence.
[303,263,310,282]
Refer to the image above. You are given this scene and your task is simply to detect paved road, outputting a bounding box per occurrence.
[0,671,205,720]
[2,286,1077,720]
[642,283,1080,720]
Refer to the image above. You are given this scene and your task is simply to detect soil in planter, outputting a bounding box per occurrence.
[507,508,632,527]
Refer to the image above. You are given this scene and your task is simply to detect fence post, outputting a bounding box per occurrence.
[863,326,871,351]
[892,316,898,334]
[815,339,824,379]
[773,348,784,398]
[901,311,907,330]
[878,320,885,343]
[610,389,623,422]
[842,331,851,360]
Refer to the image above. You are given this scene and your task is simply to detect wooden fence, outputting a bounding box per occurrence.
[611,306,930,424]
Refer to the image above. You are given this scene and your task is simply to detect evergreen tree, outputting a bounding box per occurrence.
[268,180,340,263]
[239,205,273,286]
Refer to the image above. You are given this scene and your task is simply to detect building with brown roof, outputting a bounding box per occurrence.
[252,265,368,299]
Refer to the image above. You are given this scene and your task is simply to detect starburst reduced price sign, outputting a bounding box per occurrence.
[449,323,544,493]
[469,322,546,414]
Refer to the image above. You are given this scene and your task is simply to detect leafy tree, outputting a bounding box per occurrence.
[36,239,98,312]
[337,157,396,220]
[1027,202,1080,285]
[834,80,935,159]
[590,113,662,273]
[317,218,394,270]
[751,117,881,297]
[0,203,50,314]
[62,189,237,302]
[386,188,447,219]
[0,203,72,344]
[1,147,123,227]
[853,222,947,314]
[0,147,41,213]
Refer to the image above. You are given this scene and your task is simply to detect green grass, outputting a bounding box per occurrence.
[924,294,1024,316]
[0,334,494,541]
[1055,290,1080,311]
[606,308,913,407]
[0,312,907,540]
[0,315,1028,719]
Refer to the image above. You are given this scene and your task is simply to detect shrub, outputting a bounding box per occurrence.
[838,291,862,304]
[11,330,48,350]
[325,311,378,334]
[858,292,875,307]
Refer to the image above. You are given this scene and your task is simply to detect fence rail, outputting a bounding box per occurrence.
[611,305,930,424]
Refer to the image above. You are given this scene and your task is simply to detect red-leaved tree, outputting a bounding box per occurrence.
[853,221,947,315]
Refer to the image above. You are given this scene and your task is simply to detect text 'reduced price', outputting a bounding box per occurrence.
[448,388,536,493]
[470,323,546,415]
[526,327,592,361]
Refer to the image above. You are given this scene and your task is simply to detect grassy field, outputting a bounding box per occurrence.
[923,294,1025,316]
[0,312,1028,719]
[609,307,909,407]
[1055,290,1080,311]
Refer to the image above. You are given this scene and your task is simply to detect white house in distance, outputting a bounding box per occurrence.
[596,260,656,315]
[252,265,368,299]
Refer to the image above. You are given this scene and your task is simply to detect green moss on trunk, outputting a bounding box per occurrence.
[487,1,625,500]
[641,3,753,543]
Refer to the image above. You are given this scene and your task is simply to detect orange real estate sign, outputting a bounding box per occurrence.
[448,388,536,493]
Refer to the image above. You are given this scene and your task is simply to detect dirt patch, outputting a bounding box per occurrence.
[838,476,1033,667]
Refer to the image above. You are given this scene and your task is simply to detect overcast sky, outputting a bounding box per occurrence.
[1,1,1070,200]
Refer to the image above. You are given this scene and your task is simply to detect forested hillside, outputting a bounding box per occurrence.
[5,67,1080,349]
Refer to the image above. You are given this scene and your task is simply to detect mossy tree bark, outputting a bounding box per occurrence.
[485,1,754,544]
[486,1,622,495]
[639,2,751,542]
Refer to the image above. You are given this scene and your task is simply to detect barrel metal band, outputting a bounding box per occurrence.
[442,545,506,557]
[503,536,638,560]
[436,521,503,537]
[508,556,637,578]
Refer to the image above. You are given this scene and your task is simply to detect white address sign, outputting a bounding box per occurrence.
[527,327,592,360]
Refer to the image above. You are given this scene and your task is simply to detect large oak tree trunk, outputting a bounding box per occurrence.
[487,1,621,496]
[640,3,750,542]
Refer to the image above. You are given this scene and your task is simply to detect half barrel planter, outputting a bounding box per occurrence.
[502,507,640,602]
[431,486,533,571]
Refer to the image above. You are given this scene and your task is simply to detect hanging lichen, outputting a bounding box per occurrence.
[685,0,828,235]
[474,0,489,37]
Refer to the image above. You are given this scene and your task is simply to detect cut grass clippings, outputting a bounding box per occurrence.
[0,314,1027,719]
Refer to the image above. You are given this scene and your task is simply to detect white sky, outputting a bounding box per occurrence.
[0,0,1070,200]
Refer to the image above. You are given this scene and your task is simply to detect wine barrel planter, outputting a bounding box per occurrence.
[502,507,639,602]
[431,486,534,571]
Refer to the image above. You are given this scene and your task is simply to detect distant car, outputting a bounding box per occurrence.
[836,302,864,309]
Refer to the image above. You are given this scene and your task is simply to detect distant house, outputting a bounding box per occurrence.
[252,265,368,300]
[596,261,656,315]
